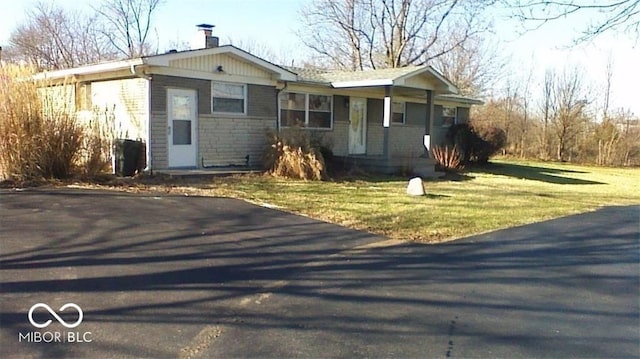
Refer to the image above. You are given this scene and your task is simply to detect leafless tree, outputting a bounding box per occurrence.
[550,67,589,161]
[517,65,534,158]
[539,69,555,159]
[7,1,117,70]
[94,0,163,58]
[431,34,506,97]
[616,110,640,166]
[507,0,640,43]
[595,57,620,165]
[298,0,495,70]
[501,76,521,155]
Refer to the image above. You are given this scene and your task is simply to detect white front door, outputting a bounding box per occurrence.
[167,89,197,168]
[348,97,367,155]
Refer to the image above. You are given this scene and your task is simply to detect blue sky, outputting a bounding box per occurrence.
[1,0,637,115]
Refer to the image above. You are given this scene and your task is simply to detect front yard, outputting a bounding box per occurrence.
[106,159,639,243]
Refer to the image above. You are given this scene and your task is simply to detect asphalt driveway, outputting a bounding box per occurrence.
[0,188,638,358]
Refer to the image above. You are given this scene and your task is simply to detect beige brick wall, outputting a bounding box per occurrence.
[367,123,384,156]
[389,125,427,157]
[150,113,276,170]
[199,115,276,167]
[321,122,348,156]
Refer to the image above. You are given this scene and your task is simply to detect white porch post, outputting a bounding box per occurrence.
[383,85,392,159]
[425,89,434,155]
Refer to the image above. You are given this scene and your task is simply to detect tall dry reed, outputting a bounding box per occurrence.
[264,128,326,180]
[0,65,113,181]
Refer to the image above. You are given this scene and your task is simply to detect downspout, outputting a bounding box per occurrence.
[275,81,288,132]
[130,63,153,173]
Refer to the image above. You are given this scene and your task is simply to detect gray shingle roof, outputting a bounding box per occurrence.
[286,65,427,84]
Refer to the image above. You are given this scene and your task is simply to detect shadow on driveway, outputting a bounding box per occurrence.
[0,189,637,358]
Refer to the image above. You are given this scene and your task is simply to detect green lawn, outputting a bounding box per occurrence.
[140,160,640,243]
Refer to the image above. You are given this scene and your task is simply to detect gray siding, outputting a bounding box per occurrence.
[333,95,349,122]
[151,75,211,114]
[457,107,470,124]
[149,75,278,170]
[247,84,277,118]
[150,113,168,169]
[322,95,350,155]
[367,99,384,155]
[406,102,428,128]
[433,105,444,126]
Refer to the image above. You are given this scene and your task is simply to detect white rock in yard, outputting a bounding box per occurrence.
[406,177,425,196]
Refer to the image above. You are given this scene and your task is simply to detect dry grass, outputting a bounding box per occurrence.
[0,64,113,181]
[81,109,116,177]
[264,129,325,180]
[432,145,463,172]
[63,159,640,244]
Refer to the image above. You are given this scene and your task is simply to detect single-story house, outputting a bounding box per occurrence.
[37,26,482,175]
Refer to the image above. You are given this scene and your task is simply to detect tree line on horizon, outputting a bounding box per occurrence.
[2,0,638,166]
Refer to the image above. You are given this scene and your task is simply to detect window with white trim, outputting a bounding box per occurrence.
[212,82,246,114]
[279,92,332,129]
[392,101,405,124]
[442,106,457,126]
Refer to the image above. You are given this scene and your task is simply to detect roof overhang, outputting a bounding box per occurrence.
[34,45,298,83]
[33,58,144,81]
[330,65,458,94]
[144,45,297,81]
[332,79,394,88]
[436,94,484,105]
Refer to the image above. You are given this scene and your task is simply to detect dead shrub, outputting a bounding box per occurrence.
[81,108,116,177]
[0,65,113,182]
[432,145,464,173]
[264,128,326,180]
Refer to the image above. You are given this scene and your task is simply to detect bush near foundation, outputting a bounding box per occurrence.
[432,145,464,172]
[264,128,326,180]
[446,123,506,164]
[0,65,113,182]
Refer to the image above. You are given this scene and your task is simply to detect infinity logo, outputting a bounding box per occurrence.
[28,303,83,329]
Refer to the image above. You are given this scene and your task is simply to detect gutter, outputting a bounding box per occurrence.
[130,63,152,80]
[130,63,153,173]
[275,80,289,132]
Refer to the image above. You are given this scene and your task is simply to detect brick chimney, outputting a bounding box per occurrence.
[191,24,219,50]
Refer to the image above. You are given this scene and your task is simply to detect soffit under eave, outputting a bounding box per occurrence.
[39,69,140,85]
[395,72,457,94]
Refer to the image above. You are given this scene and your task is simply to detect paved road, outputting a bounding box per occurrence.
[0,188,638,358]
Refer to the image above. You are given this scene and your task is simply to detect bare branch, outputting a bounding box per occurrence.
[507,0,639,43]
[7,1,118,69]
[94,0,163,58]
[298,0,494,70]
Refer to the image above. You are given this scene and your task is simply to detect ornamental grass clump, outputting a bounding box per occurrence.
[0,64,113,182]
[432,145,464,173]
[264,128,326,180]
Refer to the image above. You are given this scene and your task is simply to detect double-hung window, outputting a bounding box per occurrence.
[212,82,246,114]
[392,101,405,124]
[280,92,332,129]
[442,106,457,126]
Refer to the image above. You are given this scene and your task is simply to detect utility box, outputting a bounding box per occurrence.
[114,139,143,177]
